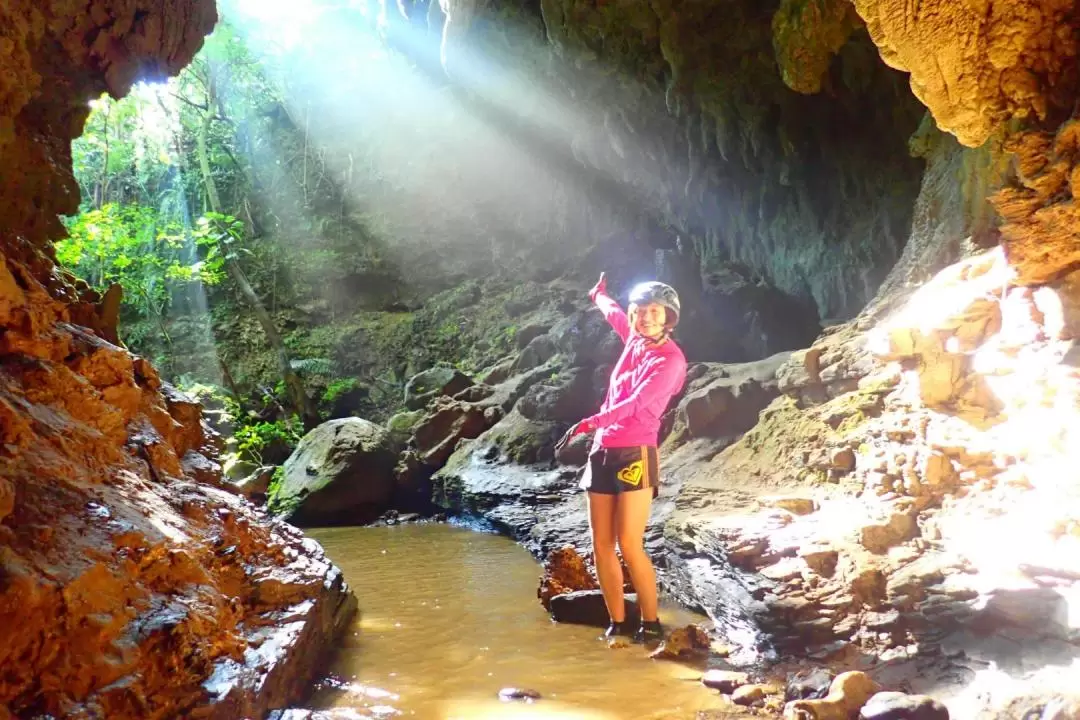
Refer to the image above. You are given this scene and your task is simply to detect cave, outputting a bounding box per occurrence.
[3,0,1080,716]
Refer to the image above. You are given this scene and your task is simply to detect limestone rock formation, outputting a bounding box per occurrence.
[994,119,1080,285]
[0,258,357,717]
[851,0,1078,147]
[772,0,862,94]
[848,0,1080,324]
[0,0,355,716]
[403,366,473,410]
[670,354,790,442]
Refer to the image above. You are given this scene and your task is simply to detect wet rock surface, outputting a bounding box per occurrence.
[702,670,750,694]
[498,687,542,702]
[648,624,712,660]
[0,254,357,716]
[548,590,641,628]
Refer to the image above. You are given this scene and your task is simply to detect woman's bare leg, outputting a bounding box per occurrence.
[587,491,624,622]
[616,489,658,621]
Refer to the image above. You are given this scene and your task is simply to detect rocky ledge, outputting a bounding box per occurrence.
[0,253,356,717]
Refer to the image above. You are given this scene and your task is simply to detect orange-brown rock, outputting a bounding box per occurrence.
[537,545,598,609]
[992,120,1080,285]
[647,623,711,660]
[851,0,1078,147]
[847,0,1080,295]
[0,0,356,717]
[0,253,357,717]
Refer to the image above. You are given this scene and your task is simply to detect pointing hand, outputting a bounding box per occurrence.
[589,272,607,302]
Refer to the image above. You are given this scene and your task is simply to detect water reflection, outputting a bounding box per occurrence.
[305,524,736,719]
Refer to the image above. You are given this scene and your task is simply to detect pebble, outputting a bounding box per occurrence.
[702,669,749,693]
[732,683,770,706]
[786,667,832,700]
[498,687,541,702]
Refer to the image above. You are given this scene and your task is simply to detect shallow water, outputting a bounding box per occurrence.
[305,523,736,719]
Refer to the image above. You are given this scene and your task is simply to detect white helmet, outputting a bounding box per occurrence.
[628,281,680,328]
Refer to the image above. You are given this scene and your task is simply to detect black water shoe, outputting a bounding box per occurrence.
[633,620,664,645]
[601,621,630,641]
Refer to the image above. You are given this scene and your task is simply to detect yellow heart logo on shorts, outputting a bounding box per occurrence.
[617,461,644,486]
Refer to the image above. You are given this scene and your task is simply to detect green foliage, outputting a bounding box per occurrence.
[234,416,303,465]
[72,91,179,213]
[321,377,363,404]
[56,203,222,322]
[267,465,287,497]
[501,324,518,346]
[174,378,232,408]
[188,211,248,284]
[291,357,335,378]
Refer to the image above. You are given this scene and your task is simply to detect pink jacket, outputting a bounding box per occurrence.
[586,290,688,449]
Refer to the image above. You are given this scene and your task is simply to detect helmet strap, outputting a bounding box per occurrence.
[644,328,671,346]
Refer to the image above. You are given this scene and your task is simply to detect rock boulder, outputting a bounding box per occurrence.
[404,366,473,410]
[269,418,398,525]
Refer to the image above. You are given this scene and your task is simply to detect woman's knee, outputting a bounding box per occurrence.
[592,532,618,555]
[617,538,648,560]
[590,520,618,553]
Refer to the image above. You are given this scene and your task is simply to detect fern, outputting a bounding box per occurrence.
[289,357,334,376]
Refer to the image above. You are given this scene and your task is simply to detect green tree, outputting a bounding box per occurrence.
[180,32,319,427]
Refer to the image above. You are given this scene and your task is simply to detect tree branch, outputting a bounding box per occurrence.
[170,92,208,112]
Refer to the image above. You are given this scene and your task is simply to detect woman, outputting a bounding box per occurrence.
[558,272,687,645]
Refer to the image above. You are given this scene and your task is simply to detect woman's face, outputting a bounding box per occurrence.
[630,302,667,340]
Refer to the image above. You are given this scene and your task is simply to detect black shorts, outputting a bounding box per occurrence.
[579,446,660,498]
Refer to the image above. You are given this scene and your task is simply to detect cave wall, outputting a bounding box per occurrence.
[338,0,929,362]
[0,2,355,716]
[1,0,217,254]
[525,0,926,318]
